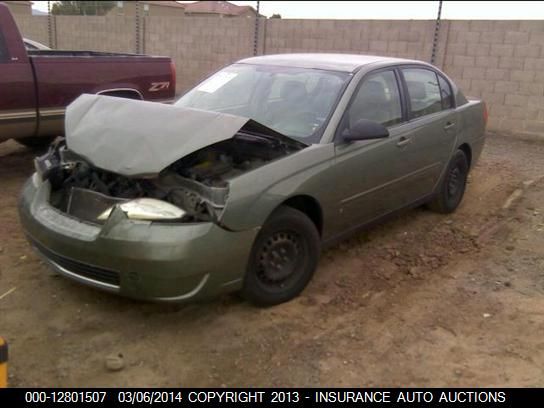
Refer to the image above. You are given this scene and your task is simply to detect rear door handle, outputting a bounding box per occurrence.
[396,136,412,147]
[444,122,456,130]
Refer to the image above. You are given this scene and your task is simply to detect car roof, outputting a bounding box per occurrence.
[237,53,423,73]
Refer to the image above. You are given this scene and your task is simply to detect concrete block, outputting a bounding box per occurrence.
[524,121,544,134]
[317,20,335,31]
[514,44,541,58]
[476,55,499,68]
[470,79,491,93]
[499,118,525,132]
[442,54,454,67]
[465,88,483,98]
[470,21,494,32]
[463,67,486,80]
[523,57,544,70]
[493,21,521,31]
[456,30,481,43]
[498,57,524,70]
[510,70,535,83]
[528,95,544,107]
[480,91,505,105]
[388,41,408,53]
[333,37,349,50]
[369,40,388,52]
[505,94,528,107]
[519,21,544,32]
[405,30,420,42]
[405,42,422,57]
[444,66,463,81]
[486,116,500,131]
[504,31,529,44]
[534,70,544,83]
[518,82,544,96]
[456,78,471,91]
[466,43,490,56]
[447,43,466,56]
[450,21,470,31]
[509,106,530,119]
[490,44,514,57]
[495,80,519,93]
[489,105,511,118]
[480,31,505,44]
[453,55,475,67]
[526,108,541,120]
[529,32,544,47]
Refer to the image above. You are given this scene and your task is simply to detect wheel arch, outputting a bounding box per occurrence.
[458,143,472,168]
[97,88,143,100]
[279,195,323,237]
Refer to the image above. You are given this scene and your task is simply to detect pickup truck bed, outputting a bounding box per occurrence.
[0,2,176,146]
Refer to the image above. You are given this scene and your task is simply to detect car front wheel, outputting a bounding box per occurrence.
[428,149,469,214]
[242,206,320,306]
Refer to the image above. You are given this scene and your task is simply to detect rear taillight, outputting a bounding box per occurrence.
[170,61,176,96]
[483,102,488,126]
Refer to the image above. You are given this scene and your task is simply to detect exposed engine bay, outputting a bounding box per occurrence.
[37,133,305,224]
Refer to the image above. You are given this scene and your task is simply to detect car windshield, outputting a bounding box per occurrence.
[175,63,349,142]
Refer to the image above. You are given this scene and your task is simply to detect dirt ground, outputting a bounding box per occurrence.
[0,133,543,387]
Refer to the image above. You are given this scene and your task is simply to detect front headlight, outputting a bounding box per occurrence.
[97,198,185,221]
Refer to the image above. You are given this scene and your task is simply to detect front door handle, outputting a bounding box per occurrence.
[444,121,456,130]
[396,136,412,147]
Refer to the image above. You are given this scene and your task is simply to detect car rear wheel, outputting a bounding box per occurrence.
[242,206,320,306]
[427,150,469,214]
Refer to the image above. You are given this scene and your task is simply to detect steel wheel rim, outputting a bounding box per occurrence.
[256,230,303,288]
[447,165,462,199]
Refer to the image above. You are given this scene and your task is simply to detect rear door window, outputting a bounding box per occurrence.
[402,68,442,119]
[438,75,453,109]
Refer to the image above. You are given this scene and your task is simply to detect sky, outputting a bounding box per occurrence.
[32,1,544,20]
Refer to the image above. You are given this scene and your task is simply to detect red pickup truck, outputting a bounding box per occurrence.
[0,2,176,147]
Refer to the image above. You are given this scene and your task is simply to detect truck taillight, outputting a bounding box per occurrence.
[170,61,176,95]
[483,102,488,126]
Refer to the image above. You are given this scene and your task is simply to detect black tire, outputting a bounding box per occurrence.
[428,150,469,214]
[242,206,320,306]
[17,136,55,149]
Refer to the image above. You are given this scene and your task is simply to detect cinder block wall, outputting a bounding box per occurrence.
[264,19,440,63]
[143,16,255,91]
[12,14,544,139]
[443,21,544,137]
[12,15,49,45]
[54,16,136,52]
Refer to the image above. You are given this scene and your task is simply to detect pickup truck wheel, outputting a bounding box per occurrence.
[242,206,320,306]
[17,136,55,149]
[428,150,469,214]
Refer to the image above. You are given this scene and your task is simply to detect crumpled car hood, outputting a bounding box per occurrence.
[65,94,302,178]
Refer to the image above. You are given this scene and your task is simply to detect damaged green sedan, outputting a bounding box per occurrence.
[19,54,487,305]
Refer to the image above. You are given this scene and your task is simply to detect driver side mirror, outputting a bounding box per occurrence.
[342,119,389,142]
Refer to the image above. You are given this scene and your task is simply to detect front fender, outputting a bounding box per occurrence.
[220,144,335,231]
